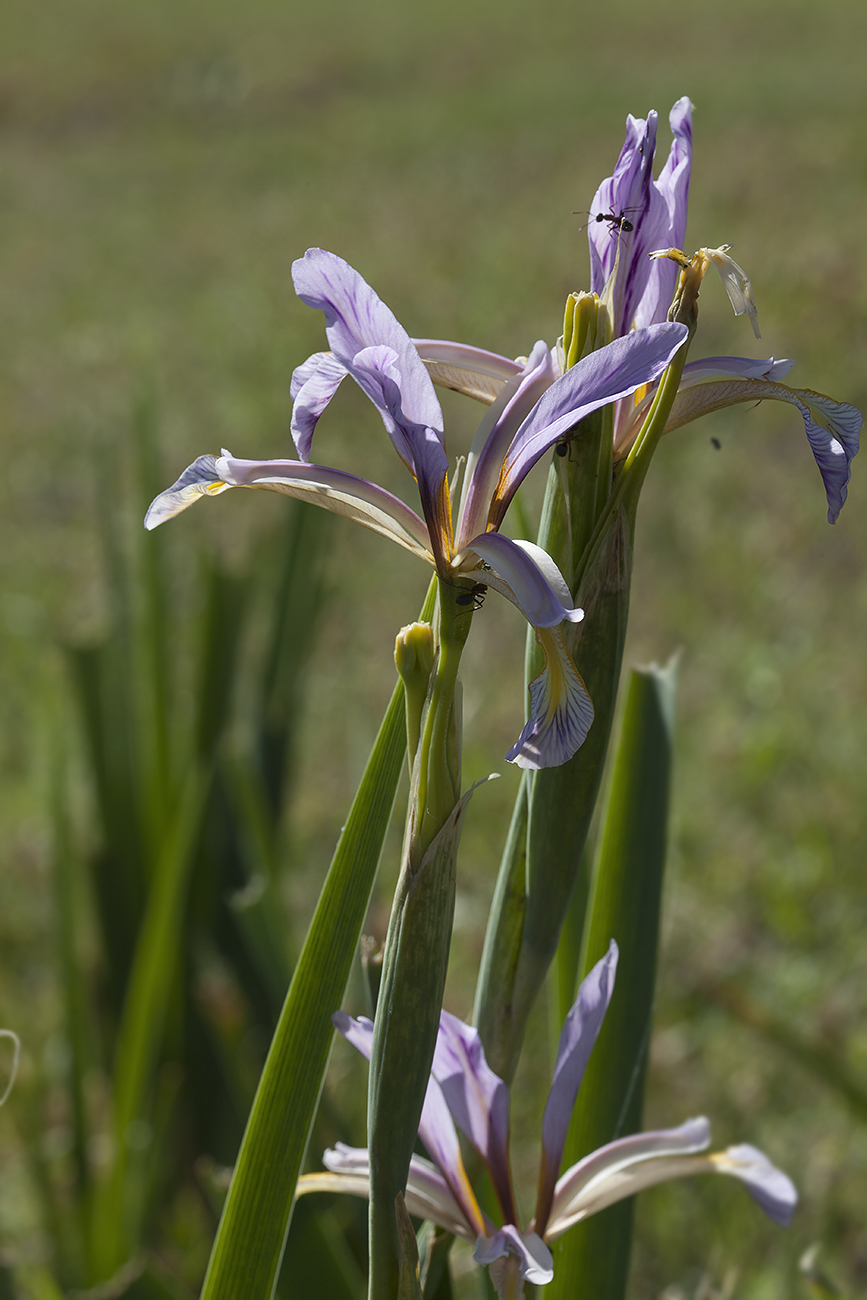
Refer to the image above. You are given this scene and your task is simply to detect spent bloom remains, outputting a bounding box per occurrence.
[297,943,796,1298]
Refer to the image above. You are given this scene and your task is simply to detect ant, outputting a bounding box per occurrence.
[575,207,638,235]
[455,582,487,611]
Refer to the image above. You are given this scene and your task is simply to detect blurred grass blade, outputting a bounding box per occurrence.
[199,579,436,1300]
[90,768,208,1282]
[549,660,677,1300]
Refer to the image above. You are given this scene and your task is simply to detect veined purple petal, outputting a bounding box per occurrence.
[661,378,862,523]
[432,1013,516,1224]
[636,98,693,330]
[290,351,348,460]
[493,323,688,523]
[711,1144,798,1227]
[589,106,685,338]
[212,454,435,559]
[293,249,444,433]
[292,249,452,549]
[534,942,618,1235]
[456,342,558,548]
[474,1226,554,1287]
[332,1012,487,1237]
[458,534,582,628]
[144,455,232,529]
[505,625,594,770]
[545,1117,712,1238]
[414,338,523,405]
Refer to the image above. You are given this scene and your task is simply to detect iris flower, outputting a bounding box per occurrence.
[296,943,795,1297]
[421,99,860,523]
[145,248,687,768]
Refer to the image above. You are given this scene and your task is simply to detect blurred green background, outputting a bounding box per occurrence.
[1,0,865,1295]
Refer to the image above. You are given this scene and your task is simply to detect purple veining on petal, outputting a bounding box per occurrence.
[678,355,796,387]
[494,323,688,523]
[293,248,444,434]
[291,249,452,551]
[714,1145,798,1227]
[144,454,230,529]
[290,351,349,460]
[505,625,594,770]
[534,942,618,1236]
[432,1013,516,1223]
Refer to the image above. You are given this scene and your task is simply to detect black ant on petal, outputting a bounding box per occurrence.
[575,207,638,236]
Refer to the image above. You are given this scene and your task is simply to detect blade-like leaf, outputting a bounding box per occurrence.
[199,580,437,1300]
[548,661,677,1300]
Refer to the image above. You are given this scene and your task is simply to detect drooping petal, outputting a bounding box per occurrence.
[290,350,349,460]
[492,322,688,525]
[505,625,594,770]
[457,533,582,628]
[144,455,233,529]
[414,338,523,405]
[474,1226,554,1287]
[534,941,618,1236]
[544,1121,795,1238]
[710,1144,798,1227]
[545,1117,712,1237]
[332,1012,487,1238]
[432,1013,516,1223]
[661,377,862,523]
[218,454,436,559]
[636,98,693,330]
[296,1145,476,1241]
[456,342,559,548]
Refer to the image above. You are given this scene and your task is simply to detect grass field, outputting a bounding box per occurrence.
[1,0,865,1295]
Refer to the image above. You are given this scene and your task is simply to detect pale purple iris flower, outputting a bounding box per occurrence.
[418,99,859,523]
[296,942,796,1296]
[145,248,687,768]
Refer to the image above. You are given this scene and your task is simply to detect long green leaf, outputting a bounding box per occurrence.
[548,661,677,1300]
[199,580,437,1300]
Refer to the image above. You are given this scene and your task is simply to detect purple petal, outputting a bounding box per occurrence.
[456,342,559,547]
[316,1144,477,1241]
[292,249,452,552]
[534,942,618,1235]
[144,455,231,528]
[712,1144,798,1227]
[588,109,681,338]
[474,1226,554,1286]
[432,1013,516,1223]
[635,98,693,330]
[493,323,687,523]
[678,355,795,387]
[662,378,862,523]
[545,1117,712,1238]
[214,455,434,559]
[290,351,348,460]
[332,1012,486,1237]
[413,338,523,404]
[505,625,594,770]
[458,534,582,629]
